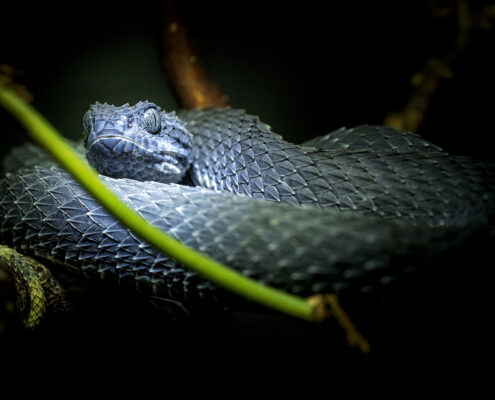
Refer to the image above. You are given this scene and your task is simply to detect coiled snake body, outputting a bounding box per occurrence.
[1,102,494,307]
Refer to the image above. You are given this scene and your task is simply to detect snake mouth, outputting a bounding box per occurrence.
[87,134,146,156]
[87,133,183,181]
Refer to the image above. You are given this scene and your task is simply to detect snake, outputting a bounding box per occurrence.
[0,101,494,310]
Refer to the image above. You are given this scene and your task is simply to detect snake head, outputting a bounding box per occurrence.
[84,101,192,183]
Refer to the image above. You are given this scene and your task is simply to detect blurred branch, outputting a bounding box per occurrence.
[0,64,33,103]
[384,1,495,132]
[161,0,229,109]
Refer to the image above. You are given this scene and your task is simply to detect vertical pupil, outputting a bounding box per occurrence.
[144,109,159,133]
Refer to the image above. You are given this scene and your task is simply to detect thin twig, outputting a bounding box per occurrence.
[308,294,371,353]
[0,64,33,103]
[384,1,495,132]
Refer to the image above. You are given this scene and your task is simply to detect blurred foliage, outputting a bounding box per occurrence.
[385,0,495,131]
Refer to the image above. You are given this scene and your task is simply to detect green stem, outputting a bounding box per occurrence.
[0,84,315,321]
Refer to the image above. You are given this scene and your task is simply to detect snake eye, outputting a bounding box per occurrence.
[142,108,161,134]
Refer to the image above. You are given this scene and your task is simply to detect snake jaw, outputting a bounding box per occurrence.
[87,134,146,157]
[87,134,187,183]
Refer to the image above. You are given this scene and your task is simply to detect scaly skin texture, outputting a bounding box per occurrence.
[182,108,495,226]
[1,103,494,308]
[0,245,45,328]
[0,167,491,305]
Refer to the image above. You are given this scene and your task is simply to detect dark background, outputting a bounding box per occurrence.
[1,0,493,376]
[2,1,495,161]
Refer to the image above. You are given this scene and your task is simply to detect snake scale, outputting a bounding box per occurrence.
[0,102,494,308]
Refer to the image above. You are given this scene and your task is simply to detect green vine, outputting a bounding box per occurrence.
[0,83,315,321]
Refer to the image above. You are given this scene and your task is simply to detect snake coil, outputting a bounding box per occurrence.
[1,102,494,307]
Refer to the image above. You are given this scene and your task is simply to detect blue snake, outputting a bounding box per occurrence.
[1,101,494,307]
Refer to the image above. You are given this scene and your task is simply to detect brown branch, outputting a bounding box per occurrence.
[308,294,371,354]
[0,64,33,103]
[384,58,453,132]
[161,1,229,109]
[384,1,495,132]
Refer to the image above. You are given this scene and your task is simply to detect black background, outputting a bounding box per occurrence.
[2,1,494,161]
[1,0,493,378]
